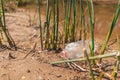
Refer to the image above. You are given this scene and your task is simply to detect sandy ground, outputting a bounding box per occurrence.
[0,8,90,80]
[0,5,120,80]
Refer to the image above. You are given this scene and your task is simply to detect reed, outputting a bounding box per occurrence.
[40,0,60,50]
[55,0,59,45]
[36,0,120,79]
[100,0,120,61]
[84,48,95,80]
[17,0,27,6]
[63,0,72,43]
[0,0,16,50]
[37,0,43,50]
[44,0,50,49]
[70,0,76,42]
[86,0,95,57]
[51,0,56,49]
[79,0,86,40]
[3,0,120,79]
[51,52,117,65]
[50,0,59,50]
[112,35,120,80]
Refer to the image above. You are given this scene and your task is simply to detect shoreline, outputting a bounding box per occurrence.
[83,0,118,4]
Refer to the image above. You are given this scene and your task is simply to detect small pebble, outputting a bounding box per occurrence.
[27,69,30,73]
[21,76,26,80]
[56,74,62,78]
[36,76,44,80]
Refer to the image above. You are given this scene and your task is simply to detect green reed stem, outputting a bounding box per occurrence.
[46,0,49,24]
[51,0,59,50]
[67,0,72,42]
[63,0,72,42]
[90,0,95,24]
[52,0,56,49]
[113,35,120,80]
[84,49,95,80]
[55,0,59,47]
[45,0,50,49]
[86,0,95,57]
[71,0,76,41]
[63,0,67,42]
[100,1,120,56]
[79,0,82,40]
[47,9,51,49]
[37,0,43,50]
[51,52,117,65]
[1,0,6,31]
[86,0,95,65]
[0,0,16,49]
[80,0,86,40]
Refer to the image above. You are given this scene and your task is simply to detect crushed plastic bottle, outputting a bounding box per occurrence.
[61,39,99,59]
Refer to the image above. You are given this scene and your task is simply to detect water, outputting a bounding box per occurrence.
[94,4,120,40]
[26,2,120,41]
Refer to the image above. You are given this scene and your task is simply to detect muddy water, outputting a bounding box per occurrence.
[94,4,120,40]
[48,3,119,41]
[27,3,120,41]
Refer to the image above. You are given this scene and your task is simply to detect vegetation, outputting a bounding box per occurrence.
[0,0,16,50]
[0,0,120,79]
